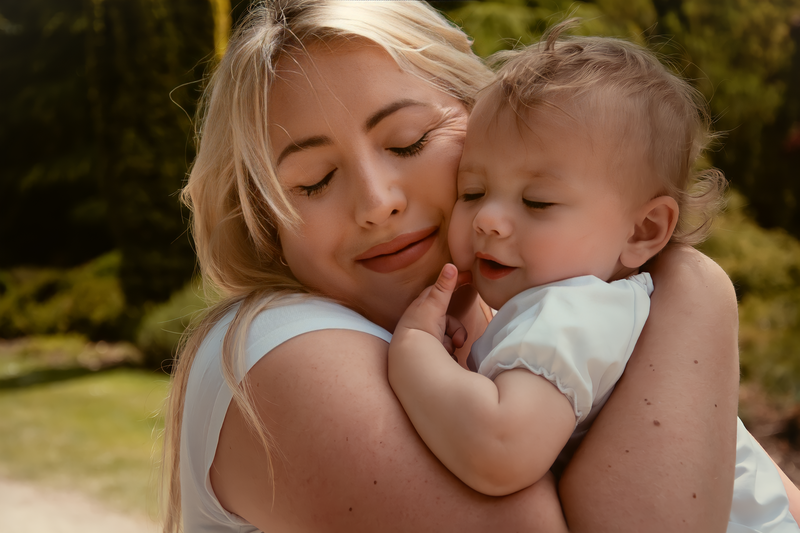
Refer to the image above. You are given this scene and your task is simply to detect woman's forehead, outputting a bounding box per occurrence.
[271,39,400,95]
[268,40,460,142]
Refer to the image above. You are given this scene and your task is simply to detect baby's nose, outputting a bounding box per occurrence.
[473,204,513,237]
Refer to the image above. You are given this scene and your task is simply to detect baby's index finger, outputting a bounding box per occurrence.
[428,264,458,308]
[441,263,457,280]
[434,263,457,289]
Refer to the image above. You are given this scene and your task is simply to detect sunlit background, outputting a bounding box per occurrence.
[1,0,799,530]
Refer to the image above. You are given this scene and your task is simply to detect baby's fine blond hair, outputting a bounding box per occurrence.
[484,20,727,246]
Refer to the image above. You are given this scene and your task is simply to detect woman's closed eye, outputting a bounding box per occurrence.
[523,199,555,209]
[296,169,335,197]
[388,132,428,157]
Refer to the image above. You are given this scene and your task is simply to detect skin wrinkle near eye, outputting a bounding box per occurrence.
[365,99,430,132]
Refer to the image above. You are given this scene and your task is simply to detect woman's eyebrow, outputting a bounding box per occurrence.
[276,100,428,165]
[277,135,331,165]
[365,99,428,132]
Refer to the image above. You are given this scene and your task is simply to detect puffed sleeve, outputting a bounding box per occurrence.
[470,274,653,425]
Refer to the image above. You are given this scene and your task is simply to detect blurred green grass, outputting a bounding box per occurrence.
[0,368,169,519]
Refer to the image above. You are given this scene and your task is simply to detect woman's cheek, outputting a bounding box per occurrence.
[430,123,467,183]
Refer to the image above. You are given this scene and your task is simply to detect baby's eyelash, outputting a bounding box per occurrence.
[460,192,484,201]
[389,133,429,158]
[523,199,554,209]
[297,170,334,197]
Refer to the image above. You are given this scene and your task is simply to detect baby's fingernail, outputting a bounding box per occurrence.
[442,264,456,279]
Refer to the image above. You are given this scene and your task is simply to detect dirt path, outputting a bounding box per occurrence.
[0,477,158,533]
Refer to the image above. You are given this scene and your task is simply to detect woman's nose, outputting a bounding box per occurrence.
[354,163,408,227]
[473,203,513,237]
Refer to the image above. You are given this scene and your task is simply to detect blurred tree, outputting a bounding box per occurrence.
[2,0,798,312]
[0,0,110,267]
[742,19,800,237]
[0,0,215,305]
[85,0,214,305]
[701,192,800,398]
[650,0,800,239]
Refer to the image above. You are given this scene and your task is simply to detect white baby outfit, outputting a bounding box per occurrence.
[468,273,798,533]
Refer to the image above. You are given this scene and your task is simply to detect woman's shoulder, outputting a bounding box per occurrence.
[193,296,392,379]
[180,295,392,531]
[244,296,392,363]
[185,296,393,419]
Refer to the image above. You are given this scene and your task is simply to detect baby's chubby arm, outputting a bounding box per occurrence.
[388,264,576,496]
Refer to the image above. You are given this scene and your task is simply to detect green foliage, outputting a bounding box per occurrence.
[0,0,215,304]
[137,279,210,369]
[0,252,138,340]
[0,335,142,380]
[700,192,800,398]
[442,0,639,57]
[86,0,214,304]
[0,0,113,266]
[653,0,800,238]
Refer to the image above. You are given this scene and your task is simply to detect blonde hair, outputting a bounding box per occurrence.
[161,1,491,531]
[484,20,727,246]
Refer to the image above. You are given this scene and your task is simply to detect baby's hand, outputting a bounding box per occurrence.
[395,264,467,355]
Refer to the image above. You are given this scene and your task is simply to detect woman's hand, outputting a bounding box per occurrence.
[559,245,739,532]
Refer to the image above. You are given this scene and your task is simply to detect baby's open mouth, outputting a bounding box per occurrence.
[478,257,515,280]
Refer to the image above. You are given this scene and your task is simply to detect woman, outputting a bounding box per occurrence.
[163,1,741,531]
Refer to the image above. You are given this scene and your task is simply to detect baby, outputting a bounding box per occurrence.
[388,23,799,532]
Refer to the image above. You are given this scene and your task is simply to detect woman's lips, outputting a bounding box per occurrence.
[356,227,439,274]
[477,256,516,280]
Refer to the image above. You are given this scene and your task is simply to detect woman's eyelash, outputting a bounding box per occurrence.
[295,132,430,197]
[523,199,554,209]
[297,170,334,197]
[389,133,428,157]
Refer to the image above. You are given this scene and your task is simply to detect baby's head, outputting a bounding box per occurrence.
[449,21,727,309]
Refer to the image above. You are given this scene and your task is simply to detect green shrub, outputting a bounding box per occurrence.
[0,252,138,340]
[137,280,209,370]
[0,334,142,380]
[700,192,800,398]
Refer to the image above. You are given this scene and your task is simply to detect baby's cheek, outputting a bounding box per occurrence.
[447,206,474,271]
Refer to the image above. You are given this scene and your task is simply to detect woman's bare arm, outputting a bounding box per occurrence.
[559,245,740,532]
[211,328,568,532]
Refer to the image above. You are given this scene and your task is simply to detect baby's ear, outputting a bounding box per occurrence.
[620,195,679,269]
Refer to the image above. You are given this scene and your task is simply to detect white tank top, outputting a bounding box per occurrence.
[180,297,391,532]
